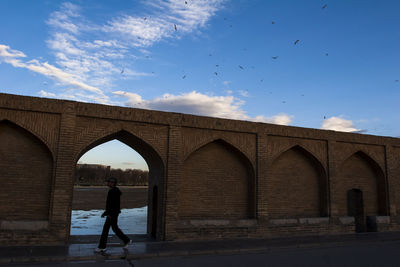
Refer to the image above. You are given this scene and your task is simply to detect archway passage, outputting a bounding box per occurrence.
[71,130,165,240]
[0,121,53,221]
[71,140,149,237]
[267,146,328,219]
[338,151,388,217]
[179,140,255,219]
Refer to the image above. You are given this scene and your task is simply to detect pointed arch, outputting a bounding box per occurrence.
[183,137,255,170]
[179,139,256,219]
[74,129,166,239]
[338,151,388,216]
[0,119,54,161]
[75,129,163,171]
[267,145,328,218]
[0,120,53,221]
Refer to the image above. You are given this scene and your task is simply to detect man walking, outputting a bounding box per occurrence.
[95,177,132,253]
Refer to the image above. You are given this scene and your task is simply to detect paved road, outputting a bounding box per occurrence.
[9,240,400,267]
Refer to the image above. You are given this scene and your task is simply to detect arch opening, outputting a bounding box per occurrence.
[267,145,328,219]
[70,130,165,241]
[0,120,53,226]
[338,151,388,217]
[178,139,256,220]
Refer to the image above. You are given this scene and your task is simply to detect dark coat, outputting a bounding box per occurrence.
[103,186,122,217]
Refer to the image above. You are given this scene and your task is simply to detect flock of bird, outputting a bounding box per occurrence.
[121,3,397,107]
[168,3,332,105]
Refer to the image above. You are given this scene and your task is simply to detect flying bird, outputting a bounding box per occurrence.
[294,40,300,45]
[322,4,327,9]
[282,101,286,104]
[182,75,186,79]
[214,72,218,76]
[121,68,124,74]
[174,24,177,31]
[216,64,219,67]
[272,21,275,24]
[272,56,279,60]
[239,65,244,69]
[325,53,329,56]
[395,80,399,82]
[185,1,187,4]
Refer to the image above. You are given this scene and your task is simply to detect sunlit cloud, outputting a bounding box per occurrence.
[40,1,225,101]
[38,90,56,97]
[321,116,360,132]
[0,44,109,103]
[113,90,293,125]
[104,0,224,47]
[0,44,26,59]
[252,114,293,125]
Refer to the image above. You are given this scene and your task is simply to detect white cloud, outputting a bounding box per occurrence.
[252,114,293,125]
[105,0,224,47]
[0,44,26,59]
[321,116,359,132]
[113,90,293,125]
[42,0,223,98]
[38,90,56,97]
[0,44,109,103]
[238,90,249,97]
[46,2,80,34]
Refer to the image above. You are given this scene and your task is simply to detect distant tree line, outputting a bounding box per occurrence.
[75,164,148,186]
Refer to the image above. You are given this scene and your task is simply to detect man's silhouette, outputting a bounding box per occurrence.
[95,177,132,252]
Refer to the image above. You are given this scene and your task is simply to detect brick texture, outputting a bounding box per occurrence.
[0,121,52,220]
[335,151,388,216]
[267,146,326,218]
[0,93,400,245]
[179,140,255,219]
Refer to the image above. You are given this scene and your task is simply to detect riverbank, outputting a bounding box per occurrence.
[72,186,148,210]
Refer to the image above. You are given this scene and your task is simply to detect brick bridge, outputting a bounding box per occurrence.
[1,93,400,245]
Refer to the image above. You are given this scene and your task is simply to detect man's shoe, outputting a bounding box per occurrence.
[123,239,133,249]
[94,247,107,253]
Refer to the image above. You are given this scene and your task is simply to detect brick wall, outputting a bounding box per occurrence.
[266,146,326,218]
[0,93,400,245]
[335,151,387,216]
[179,140,254,219]
[0,121,53,221]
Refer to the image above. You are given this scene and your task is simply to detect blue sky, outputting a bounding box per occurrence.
[1,0,399,169]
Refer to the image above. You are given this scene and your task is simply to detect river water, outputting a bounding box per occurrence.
[70,206,147,235]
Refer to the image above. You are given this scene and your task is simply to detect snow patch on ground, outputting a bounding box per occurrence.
[70,206,147,235]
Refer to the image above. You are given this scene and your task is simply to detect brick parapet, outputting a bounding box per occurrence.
[1,93,399,147]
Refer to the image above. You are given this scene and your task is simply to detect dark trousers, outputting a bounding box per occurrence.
[98,215,129,249]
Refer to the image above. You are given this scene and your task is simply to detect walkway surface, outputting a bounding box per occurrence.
[1,232,400,265]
